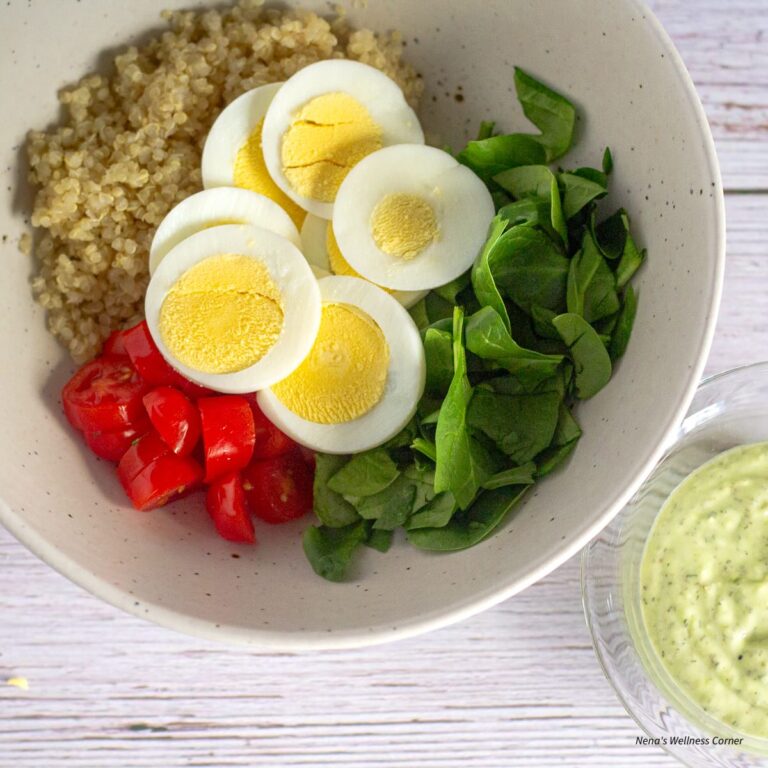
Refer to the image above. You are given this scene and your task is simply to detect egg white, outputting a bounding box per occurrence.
[145,224,321,394]
[299,214,427,309]
[333,144,495,291]
[149,187,300,274]
[261,60,425,219]
[201,82,282,189]
[257,276,426,454]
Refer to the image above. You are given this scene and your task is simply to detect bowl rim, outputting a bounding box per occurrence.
[0,0,726,650]
[580,362,768,763]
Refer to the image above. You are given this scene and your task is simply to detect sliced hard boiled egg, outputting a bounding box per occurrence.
[149,187,300,274]
[261,60,424,219]
[145,224,321,394]
[333,144,495,291]
[300,213,427,309]
[258,276,426,454]
[201,82,306,228]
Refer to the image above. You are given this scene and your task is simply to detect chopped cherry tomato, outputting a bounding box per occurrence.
[122,320,182,386]
[102,328,131,357]
[198,396,255,483]
[177,379,215,400]
[248,398,299,460]
[83,418,150,462]
[242,450,313,524]
[62,355,149,433]
[205,472,256,544]
[298,446,316,470]
[120,453,203,511]
[142,387,200,456]
[117,430,170,484]
[122,320,212,398]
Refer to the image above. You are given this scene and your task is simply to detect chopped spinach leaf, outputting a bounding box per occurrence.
[566,230,620,322]
[327,450,399,497]
[424,327,454,396]
[412,437,438,462]
[434,307,495,509]
[497,197,559,243]
[490,226,570,314]
[552,313,612,399]
[477,120,496,140]
[465,306,563,389]
[313,453,360,528]
[405,492,457,530]
[536,404,582,476]
[471,215,512,332]
[513,67,576,161]
[494,165,567,246]
[434,272,471,304]
[407,485,528,551]
[482,462,537,489]
[559,171,607,219]
[615,230,645,289]
[602,146,613,175]
[457,133,547,183]
[303,521,368,582]
[468,388,561,463]
[365,528,394,553]
[364,478,418,531]
[610,284,638,360]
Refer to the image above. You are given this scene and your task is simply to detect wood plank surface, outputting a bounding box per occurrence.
[2,1,767,766]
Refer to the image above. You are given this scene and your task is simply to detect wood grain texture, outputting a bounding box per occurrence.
[651,0,768,192]
[1,1,767,766]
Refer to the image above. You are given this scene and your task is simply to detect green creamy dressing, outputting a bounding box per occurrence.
[640,442,768,739]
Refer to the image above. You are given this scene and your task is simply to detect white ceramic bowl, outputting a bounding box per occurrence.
[0,0,724,649]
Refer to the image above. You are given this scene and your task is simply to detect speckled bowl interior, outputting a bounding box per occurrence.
[0,0,724,649]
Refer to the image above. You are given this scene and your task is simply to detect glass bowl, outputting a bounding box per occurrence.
[582,362,768,768]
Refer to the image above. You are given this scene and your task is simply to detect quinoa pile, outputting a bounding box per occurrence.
[26,0,423,362]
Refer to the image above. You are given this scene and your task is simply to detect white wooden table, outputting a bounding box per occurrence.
[2,2,766,765]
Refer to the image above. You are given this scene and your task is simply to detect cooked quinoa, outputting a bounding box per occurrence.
[26,0,423,362]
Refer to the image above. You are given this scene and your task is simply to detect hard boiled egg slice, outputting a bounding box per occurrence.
[261,60,424,220]
[145,224,321,394]
[201,82,306,228]
[300,214,427,309]
[333,144,495,291]
[258,276,425,454]
[149,187,300,275]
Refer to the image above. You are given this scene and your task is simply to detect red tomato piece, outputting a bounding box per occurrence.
[117,430,170,485]
[198,396,256,483]
[120,453,203,511]
[298,446,316,470]
[142,387,200,456]
[205,472,256,544]
[83,417,151,462]
[242,450,313,524]
[102,328,131,357]
[248,398,300,460]
[121,321,212,398]
[62,355,149,433]
[122,320,182,386]
[176,379,216,400]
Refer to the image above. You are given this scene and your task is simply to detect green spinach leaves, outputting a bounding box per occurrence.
[303,68,644,581]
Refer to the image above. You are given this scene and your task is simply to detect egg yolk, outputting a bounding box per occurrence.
[271,302,389,424]
[325,223,394,295]
[281,93,383,203]
[159,254,284,374]
[234,119,306,228]
[370,193,438,259]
